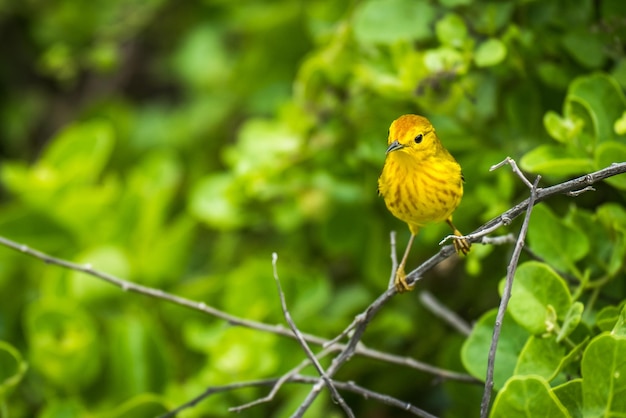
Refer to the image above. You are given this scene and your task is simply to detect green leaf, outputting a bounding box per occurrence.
[40,119,115,184]
[188,173,245,229]
[614,111,626,135]
[571,204,626,276]
[562,31,606,69]
[461,309,529,389]
[37,399,86,418]
[553,379,583,418]
[435,13,468,48]
[520,144,594,177]
[515,333,582,388]
[353,0,435,44]
[557,302,584,342]
[438,0,471,6]
[537,62,576,90]
[107,312,170,401]
[0,341,28,399]
[173,25,230,89]
[613,305,626,337]
[566,74,626,146]
[474,38,507,67]
[501,261,573,335]
[490,375,569,418]
[224,117,304,178]
[596,305,623,332]
[514,336,564,380]
[597,203,626,233]
[595,141,626,190]
[67,245,130,302]
[581,333,626,416]
[558,337,589,378]
[0,120,117,213]
[222,257,281,321]
[466,2,515,35]
[423,47,467,73]
[109,393,169,418]
[24,300,101,390]
[543,110,584,143]
[527,205,589,273]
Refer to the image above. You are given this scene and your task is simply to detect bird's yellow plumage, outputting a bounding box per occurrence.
[378,114,470,292]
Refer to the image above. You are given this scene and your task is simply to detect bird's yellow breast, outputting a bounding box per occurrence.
[378,151,463,234]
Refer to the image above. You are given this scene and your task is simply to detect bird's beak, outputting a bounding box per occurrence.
[386,140,404,154]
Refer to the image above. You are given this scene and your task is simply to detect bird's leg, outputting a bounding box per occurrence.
[446,218,471,255]
[394,233,416,292]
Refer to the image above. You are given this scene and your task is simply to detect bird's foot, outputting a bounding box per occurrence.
[394,268,414,293]
[452,230,471,255]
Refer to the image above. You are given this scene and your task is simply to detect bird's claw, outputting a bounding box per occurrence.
[394,268,414,293]
[453,236,471,255]
[452,230,471,255]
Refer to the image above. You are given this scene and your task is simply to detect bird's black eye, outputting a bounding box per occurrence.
[414,134,423,144]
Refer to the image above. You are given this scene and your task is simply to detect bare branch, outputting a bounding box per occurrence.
[357,345,480,383]
[0,238,325,343]
[271,253,354,418]
[324,378,438,418]
[159,378,280,418]
[566,186,595,196]
[293,288,395,416]
[230,345,337,412]
[490,156,534,189]
[479,175,541,417]
[477,234,516,246]
[322,314,364,348]
[163,374,438,418]
[420,291,472,336]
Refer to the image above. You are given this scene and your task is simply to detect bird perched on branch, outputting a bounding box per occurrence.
[378,114,470,292]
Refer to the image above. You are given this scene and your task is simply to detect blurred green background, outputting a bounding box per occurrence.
[1,0,626,417]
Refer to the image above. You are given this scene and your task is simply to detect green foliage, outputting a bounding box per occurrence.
[521,73,626,183]
[0,0,626,416]
[501,262,572,334]
[491,376,570,418]
[0,341,27,401]
[461,310,528,390]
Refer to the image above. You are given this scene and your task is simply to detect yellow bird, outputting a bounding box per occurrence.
[378,115,470,292]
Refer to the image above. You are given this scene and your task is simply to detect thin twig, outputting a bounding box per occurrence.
[162,374,437,418]
[479,175,541,417]
[490,156,534,189]
[439,229,513,248]
[230,345,337,412]
[323,314,364,348]
[0,237,327,343]
[271,253,354,418]
[159,378,281,418]
[292,288,395,417]
[477,234,516,246]
[356,345,480,383]
[328,379,438,418]
[566,186,595,196]
[324,232,401,349]
[419,291,472,336]
[441,155,534,249]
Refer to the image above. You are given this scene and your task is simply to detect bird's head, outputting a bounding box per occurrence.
[385,114,442,161]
